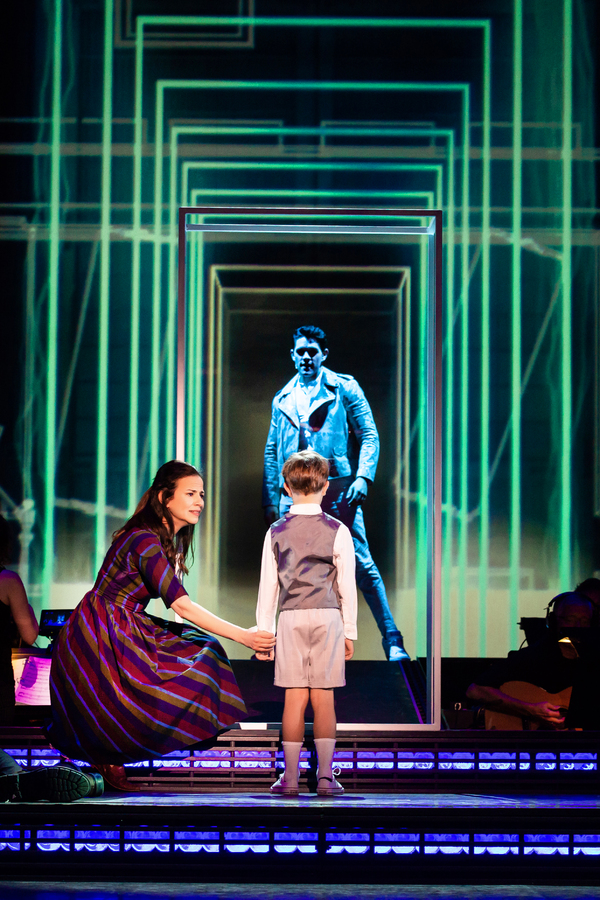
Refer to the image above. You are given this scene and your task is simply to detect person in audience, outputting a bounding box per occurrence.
[466,592,597,729]
[0,515,39,725]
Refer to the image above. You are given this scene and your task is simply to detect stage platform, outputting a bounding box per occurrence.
[2,789,600,884]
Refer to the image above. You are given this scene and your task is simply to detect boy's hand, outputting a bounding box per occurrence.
[255,649,275,661]
[344,638,354,660]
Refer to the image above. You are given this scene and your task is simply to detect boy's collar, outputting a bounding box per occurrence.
[288,503,323,515]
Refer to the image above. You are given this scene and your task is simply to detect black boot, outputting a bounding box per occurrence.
[0,764,103,803]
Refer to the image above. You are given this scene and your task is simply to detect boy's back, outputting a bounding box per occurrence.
[271,510,343,612]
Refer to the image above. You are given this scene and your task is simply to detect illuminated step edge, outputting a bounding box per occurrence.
[1,829,599,857]
[3,748,597,773]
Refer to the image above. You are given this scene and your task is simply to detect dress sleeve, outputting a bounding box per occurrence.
[332,523,358,640]
[131,532,188,608]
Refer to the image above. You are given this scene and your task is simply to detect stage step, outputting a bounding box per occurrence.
[1,792,600,883]
[1,726,599,792]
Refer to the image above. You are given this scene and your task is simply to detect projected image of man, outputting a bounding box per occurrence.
[263,325,408,662]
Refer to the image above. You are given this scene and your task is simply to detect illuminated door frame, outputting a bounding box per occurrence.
[177,205,442,730]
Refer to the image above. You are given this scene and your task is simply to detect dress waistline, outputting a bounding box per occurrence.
[89,590,145,613]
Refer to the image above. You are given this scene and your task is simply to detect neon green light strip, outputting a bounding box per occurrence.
[175,124,450,138]
[442,131,456,657]
[510,0,523,648]
[159,78,467,94]
[140,15,489,31]
[457,91,471,657]
[128,16,144,511]
[183,160,443,172]
[417,234,428,657]
[43,0,63,606]
[95,0,113,572]
[560,0,573,588]
[150,79,164,477]
[478,22,492,655]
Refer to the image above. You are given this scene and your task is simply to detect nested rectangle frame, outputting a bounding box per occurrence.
[177,205,442,730]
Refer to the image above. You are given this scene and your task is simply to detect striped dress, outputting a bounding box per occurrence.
[48,528,246,764]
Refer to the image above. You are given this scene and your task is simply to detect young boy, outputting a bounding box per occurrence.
[256,450,357,796]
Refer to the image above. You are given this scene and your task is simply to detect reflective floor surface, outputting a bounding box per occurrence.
[38,791,600,809]
[2,884,600,900]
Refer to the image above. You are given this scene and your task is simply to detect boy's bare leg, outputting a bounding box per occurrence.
[310,688,337,781]
[310,688,336,738]
[282,688,310,742]
[279,688,309,789]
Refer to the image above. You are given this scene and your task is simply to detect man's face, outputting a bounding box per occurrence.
[556,600,594,630]
[291,337,328,381]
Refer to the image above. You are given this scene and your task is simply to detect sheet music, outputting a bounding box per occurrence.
[14,655,52,706]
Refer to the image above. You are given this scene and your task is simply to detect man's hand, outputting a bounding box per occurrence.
[345,638,354,660]
[346,476,368,506]
[264,505,279,526]
[526,701,566,729]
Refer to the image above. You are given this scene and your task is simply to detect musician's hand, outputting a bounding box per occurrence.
[527,701,566,728]
[346,477,368,506]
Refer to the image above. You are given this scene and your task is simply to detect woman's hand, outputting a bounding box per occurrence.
[245,628,276,653]
[345,638,354,660]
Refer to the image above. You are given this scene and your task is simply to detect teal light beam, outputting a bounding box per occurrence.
[138,15,489,31]
[150,79,165,477]
[95,0,113,572]
[128,16,144,511]
[478,22,492,655]
[43,0,63,607]
[442,131,456,657]
[510,0,523,649]
[560,0,573,589]
[458,91,471,657]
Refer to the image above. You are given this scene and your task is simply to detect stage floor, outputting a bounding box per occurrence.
[25,789,600,809]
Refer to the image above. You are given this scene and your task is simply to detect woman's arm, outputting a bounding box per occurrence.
[0,572,39,645]
[170,594,275,653]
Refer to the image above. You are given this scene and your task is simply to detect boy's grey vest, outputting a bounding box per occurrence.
[271,512,342,611]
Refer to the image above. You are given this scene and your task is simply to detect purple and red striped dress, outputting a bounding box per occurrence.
[49,528,246,764]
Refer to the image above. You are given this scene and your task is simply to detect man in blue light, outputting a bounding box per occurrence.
[263,325,408,661]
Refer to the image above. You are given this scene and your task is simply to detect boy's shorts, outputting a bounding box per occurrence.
[274,607,346,689]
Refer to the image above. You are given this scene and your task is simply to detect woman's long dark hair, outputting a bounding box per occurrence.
[115,460,201,574]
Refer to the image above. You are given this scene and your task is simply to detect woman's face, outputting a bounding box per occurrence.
[165,474,205,533]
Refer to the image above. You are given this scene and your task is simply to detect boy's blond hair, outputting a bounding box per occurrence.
[282,450,329,495]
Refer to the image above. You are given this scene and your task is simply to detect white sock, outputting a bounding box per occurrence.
[315,738,336,780]
[282,741,302,787]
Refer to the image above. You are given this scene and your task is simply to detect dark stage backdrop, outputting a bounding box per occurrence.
[0,0,598,661]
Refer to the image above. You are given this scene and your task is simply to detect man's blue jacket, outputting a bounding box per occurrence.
[262,366,380,508]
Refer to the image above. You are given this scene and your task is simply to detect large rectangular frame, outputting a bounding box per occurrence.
[177,206,443,730]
